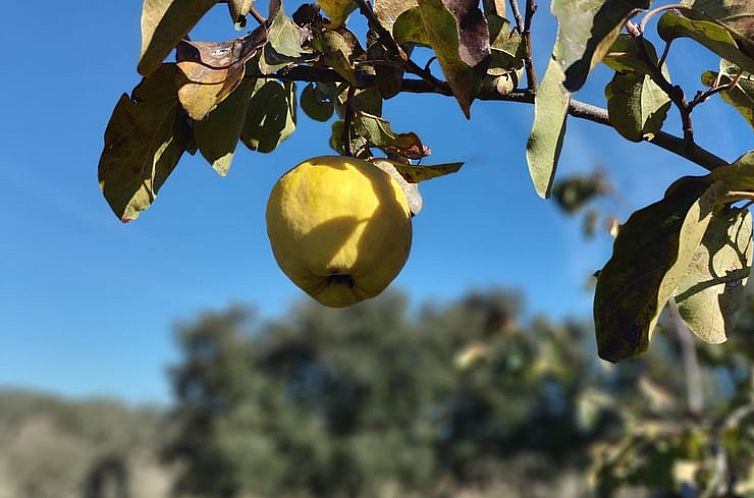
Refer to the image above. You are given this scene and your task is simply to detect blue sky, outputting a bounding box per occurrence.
[0,2,749,404]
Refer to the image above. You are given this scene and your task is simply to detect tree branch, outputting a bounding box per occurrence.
[273,67,729,171]
[508,0,537,89]
[350,0,445,91]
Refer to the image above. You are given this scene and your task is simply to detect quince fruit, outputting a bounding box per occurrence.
[266,155,412,307]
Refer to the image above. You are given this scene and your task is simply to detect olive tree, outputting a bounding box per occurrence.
[98,0,754,363]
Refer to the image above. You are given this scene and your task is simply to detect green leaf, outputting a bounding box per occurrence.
[687,0,754,53]
[330,113,428,159]
[376,160,463,183]
[658,11,754,74]
[98,64,190,222]
[606,72,671,142]
[260,5,315,74]
[240,80,297,153]
[317,0,356,27]
[709,150,754,190]
[316,29,360,84]
[675,206,753,343]
[301,82,335,122]
[526,60,570,199]
[702,62,754,130]
[195,77,257,176]
[594,180,725,362]
[375,0,418,32]
[138,0,219,76]
[413,0,490,117]
[602,34,662,75]
[175,28,267,120]
[551,0,651,92]
[393,7,431,45]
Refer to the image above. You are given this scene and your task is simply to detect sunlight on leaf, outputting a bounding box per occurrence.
[594,180,725,362]
[526,59,570,199]
[139,0,219,76]
[98,64,190,222]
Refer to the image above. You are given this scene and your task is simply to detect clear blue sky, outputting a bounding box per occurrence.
[0,2,748,404]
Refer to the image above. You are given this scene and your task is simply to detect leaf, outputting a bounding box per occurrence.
[352,113,429,158]
[413,0,490,117]
[482,0,506,17]
[317,0,356,27]
[606,72,671,142]
[139,0,219,76]
[551,0,651,92]
[376,159,463,182]
[301,82,335,121]
[260,5,315,73]
[526,60,570,199]
[603,34,662,75]
[709,150,754,190]
[375,0,418,32]
[371,159,424,215]
[240,80,297,153]
[194,77,257,175]
[175,27,267,120]
[316,29,360,84]
[329,113,429,158]
[674,206,753,343]
[393,7,431,45]
[594,180,725,362]
[658,11,754,74]
[227,0,254,28]
[687,0,754,53]
[702,61,754,130]
[98,64,190,222]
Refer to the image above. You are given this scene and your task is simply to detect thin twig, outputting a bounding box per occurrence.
[341,85,356,156]
[509,0,525,35]
[689,70,744,112]
[249,6,267,26]
[638,3,693,34]
[523,0,538,89]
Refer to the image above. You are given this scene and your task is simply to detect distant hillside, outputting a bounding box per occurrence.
[0,389,171,498]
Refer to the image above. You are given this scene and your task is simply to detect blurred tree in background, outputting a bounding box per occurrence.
[162,289,754,498]
[2,288,753,498]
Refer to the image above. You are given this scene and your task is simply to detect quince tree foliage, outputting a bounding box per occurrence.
[100,0,754,363]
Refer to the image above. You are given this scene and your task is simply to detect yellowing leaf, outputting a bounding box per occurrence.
[594,180,725,362]
[675,207,753,343]
[175,28,266,121]
[139,0,219,76]
[526,60,570,199]
[376,159,463,183]
[317,0,356,27]
[98,64,190,222]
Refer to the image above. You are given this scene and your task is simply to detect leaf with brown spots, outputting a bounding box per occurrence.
[175,27,267,121]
